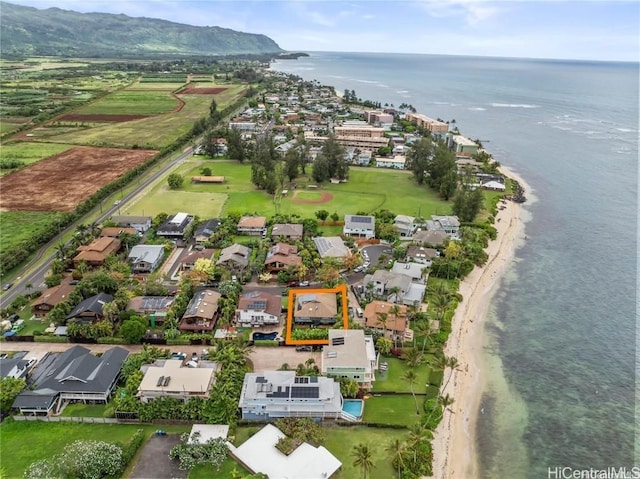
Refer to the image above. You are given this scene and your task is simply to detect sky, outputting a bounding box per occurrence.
[4,0,639,61]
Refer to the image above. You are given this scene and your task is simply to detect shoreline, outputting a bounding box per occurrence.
[430,165,529,479]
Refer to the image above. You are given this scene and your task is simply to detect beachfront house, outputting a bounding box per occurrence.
[137,358,218,403]
[238,371,343,420]
[321,329,378,389]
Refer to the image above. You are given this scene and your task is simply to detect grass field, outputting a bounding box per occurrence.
[0,211,62,258]
[0,419,190,477]
[45,85,247,149]
[73,90,178,116]
[0,142,76,174]
[372,357,432,393]
[126,82,187,91]
[60,403,108,417]
[143,159,452,220]
[362,395,423,426]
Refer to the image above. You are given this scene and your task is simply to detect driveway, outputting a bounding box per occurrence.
[362,244,393,266]
[249,346,321,372]
[129,433,185,479]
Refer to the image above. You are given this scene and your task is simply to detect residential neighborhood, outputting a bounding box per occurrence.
[0,61,511,479]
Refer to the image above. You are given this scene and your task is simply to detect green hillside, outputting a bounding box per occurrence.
[0,1,283,57]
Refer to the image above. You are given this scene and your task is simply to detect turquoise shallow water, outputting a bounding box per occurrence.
[271,53,638,477]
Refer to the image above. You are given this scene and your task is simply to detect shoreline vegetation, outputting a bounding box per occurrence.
[430,165,528,479]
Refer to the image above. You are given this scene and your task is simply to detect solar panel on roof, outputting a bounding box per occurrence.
[351,215,373,223]
[255,376,267,383]
[310,377,318,383]
[332,337,345,346]
[248,301,267,310]
[294,377,309,384]
[291,386,319,398]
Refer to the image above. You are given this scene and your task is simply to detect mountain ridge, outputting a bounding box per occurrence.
[0,1,283,57]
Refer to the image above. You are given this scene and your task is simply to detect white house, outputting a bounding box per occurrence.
[343,215,375,239]
[235,291,281,327]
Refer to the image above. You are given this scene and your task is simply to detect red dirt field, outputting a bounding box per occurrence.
[58,113,149,122]
[0,146,157,212]
[291,191,334,204]
[177,85,228,95]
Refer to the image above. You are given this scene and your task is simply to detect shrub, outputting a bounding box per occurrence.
[254,339,279,347]
[166,338,191,345]
[34,335,67,343]
[97,337,125,344]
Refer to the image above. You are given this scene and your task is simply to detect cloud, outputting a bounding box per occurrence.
[416,0,503,26]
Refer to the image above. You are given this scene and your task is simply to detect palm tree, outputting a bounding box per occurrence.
[351,443,373,479]
[403,369,420,414]
[440,393,455,414]
[376,312,389,340]
[413,319,432,354]
[441,355,460,392]
[385,438,405,479]
[402,347,423,368]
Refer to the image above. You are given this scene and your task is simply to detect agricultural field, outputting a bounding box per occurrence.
[144,159,451,219]
[125,81,186,91]
[41,85,247,149]
[68,90,179,116]
[0,211,62,259]
[0,141,76,175]
[0,146,157,212]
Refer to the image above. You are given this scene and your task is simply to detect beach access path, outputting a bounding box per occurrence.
[430,165,528,479]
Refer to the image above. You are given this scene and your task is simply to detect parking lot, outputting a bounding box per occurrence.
[362,244,393,268]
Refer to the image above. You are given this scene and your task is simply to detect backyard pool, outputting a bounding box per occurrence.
[342,399,364,419]
[253,331,279,341]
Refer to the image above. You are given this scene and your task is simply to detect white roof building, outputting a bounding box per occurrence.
[228,424,342,479]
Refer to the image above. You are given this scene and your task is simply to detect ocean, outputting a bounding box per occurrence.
[270,52,638,478]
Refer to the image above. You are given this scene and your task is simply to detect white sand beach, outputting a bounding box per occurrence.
[430,166,529,479]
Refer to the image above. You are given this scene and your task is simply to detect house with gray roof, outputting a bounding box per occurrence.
[313,236,351,259]
[66,293,114,324]
[343,215,376,239]
[128,244,165,273]
[157,212,195,239]
[0,356,32,380]
[394,214,416,237]
[271,223,303,240]
[194,219,221,244]
[217,243,251,271]
[391,261,427,283]
[412,229,449,247]
[238,371,343,421]
[363,270,425,306]
[406,245,440,266]
[111,215,152,234]
[427,215,460,239]
[12,346,128,415]
[236,291,282,327]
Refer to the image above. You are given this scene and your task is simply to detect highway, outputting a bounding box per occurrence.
[0,146,194,310]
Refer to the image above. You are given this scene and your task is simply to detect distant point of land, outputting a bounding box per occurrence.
[277,52,310,60]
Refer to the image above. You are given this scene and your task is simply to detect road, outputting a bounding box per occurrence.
[0,146,194,310]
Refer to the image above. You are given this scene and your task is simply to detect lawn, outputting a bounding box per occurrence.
[362,395,423,426]
[0,141,76,173]
[0,211,62,260]
[0,418,190,477]
[73,90,178,116]
[43,85,247,149]
[146,160,452,220]
[373,357,432,393]
[60,403,108,417]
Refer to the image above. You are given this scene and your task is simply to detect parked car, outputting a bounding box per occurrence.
[2,283,13,291]
[8,314,19,323]
[299,281,310,287]
[295,346,313,352]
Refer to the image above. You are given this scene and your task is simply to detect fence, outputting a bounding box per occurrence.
[13,415,118,423]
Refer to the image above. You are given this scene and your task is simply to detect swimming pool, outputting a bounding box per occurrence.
[342,399,364,418]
